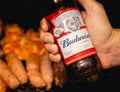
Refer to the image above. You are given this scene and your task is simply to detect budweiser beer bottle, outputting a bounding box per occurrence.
[44,0,102,84]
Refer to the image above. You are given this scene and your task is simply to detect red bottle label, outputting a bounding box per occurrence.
[46,8,96,66]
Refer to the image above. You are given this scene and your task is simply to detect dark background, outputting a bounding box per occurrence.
[0,0,120,92]
[0,0,120,30]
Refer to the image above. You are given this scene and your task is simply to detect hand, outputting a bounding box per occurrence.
[40,0,120,69]
[40,18,62,62]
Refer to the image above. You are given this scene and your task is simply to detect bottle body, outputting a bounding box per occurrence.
[45,0,101,84]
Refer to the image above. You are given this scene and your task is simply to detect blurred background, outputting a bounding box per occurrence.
[0,0,120,30]
[0,0,120,92]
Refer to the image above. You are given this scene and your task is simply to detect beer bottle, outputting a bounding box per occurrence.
[44,0,102,84]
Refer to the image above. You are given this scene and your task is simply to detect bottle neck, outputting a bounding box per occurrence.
[52,0,77,12]
[41,0,83,17]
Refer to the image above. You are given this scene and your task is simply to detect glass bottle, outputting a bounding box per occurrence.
[44,0,102,84]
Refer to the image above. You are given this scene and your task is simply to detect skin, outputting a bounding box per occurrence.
[40,0,120,69]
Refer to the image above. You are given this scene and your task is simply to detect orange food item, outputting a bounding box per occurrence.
[6,52,28,84]
[0,59,20,89]
[26,53,46,88]
[1,25,46,60]
[0,76,7,92]
[0,49,5,58]
[0,24,24,46]
[40,52,54,90]
[25,28,42,42]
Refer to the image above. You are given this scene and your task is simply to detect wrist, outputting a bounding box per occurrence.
[98,28,120,69]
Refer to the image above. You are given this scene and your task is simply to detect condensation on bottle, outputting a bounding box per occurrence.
[44,0,102,84]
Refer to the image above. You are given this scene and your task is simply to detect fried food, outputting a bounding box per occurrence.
[40,52,54,90]
[0,76,7,92]
[26,53,46,88]
[5,52,28,85]
[0,59,20,89]
[0,24,24,46]
[1,25,46,60]
[0,23,68,91]
[0,48,5,58]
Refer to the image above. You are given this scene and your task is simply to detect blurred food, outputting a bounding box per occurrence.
[0,24,24,46]
[26,53,46,88]
[40,52,54,90]
[0,21,68,91]
[5,52,28,85]
[0,59,20,89]
[0,48,5,58]
[25,28,42,42]
[0,76,7,92]
[53,61,68,88]
[0,24,46,60]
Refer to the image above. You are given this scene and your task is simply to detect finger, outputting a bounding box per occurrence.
[40,31,54,44]
[44,44,58,54]
[40,18,49,32]
[49,53,61,62]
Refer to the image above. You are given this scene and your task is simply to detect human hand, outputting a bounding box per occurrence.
[40,18,62,63]
[40,0,119,69]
